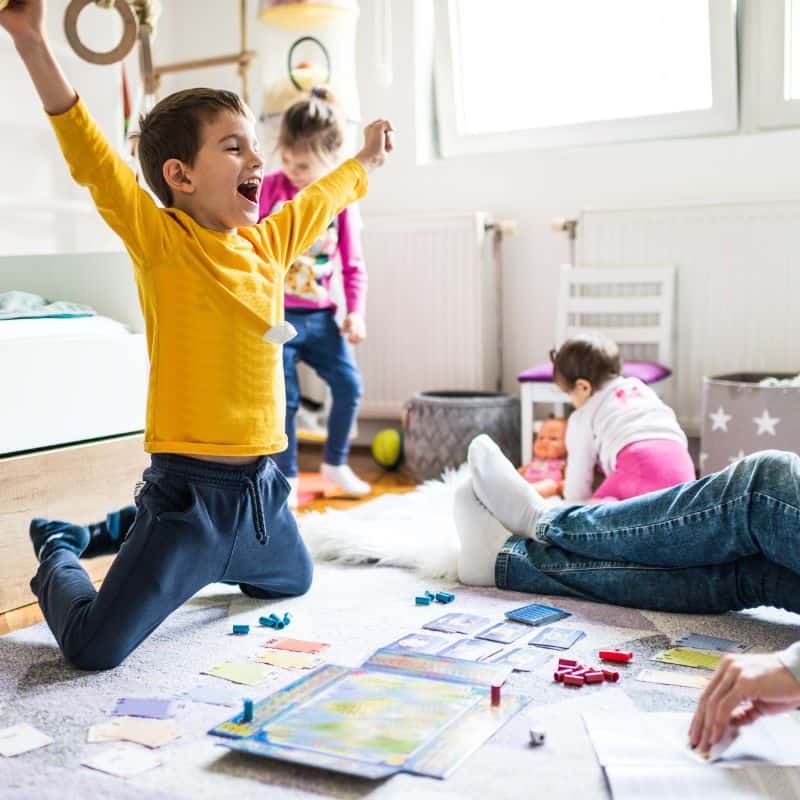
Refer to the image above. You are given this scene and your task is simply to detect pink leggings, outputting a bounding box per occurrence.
[592,439,696,501]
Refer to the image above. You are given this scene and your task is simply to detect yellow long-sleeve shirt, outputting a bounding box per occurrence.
[49,100,368,456]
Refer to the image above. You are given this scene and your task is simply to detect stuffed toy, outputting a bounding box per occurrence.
[519,417,567,498]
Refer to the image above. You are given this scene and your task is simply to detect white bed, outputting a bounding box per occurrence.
[0,251,148,455]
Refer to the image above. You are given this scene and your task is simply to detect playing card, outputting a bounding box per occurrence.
[254,650,322,669]
[0,723,53,757]
[438,638,503,662]
[185,685,241,706]
[261,638,330,654]
[86,717,180,749]
[475,621,531,644]
[385,632,451,654]
[111,697,177,719]
[202,661,277,685]
[489,648,554,671]
[422,613,491,634]
[82,746,162,777]
[674,633,751,654]
[653,648,722,671]
[529,626,586,650]
[636,668,710,690]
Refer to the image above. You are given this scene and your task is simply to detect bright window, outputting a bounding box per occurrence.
[434,0,738,156]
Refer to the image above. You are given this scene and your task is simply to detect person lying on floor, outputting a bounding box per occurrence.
[455,434,800,753]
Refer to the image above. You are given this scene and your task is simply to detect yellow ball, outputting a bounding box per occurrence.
[371,428,403,470]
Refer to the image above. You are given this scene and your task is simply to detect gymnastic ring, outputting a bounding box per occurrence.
[64,0,139,66]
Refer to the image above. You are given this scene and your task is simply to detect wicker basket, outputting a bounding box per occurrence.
[402,391,521,482]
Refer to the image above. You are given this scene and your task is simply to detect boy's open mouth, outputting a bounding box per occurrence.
[237,177,261,204]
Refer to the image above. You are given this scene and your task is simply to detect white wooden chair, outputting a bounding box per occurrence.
[518,264,676,464]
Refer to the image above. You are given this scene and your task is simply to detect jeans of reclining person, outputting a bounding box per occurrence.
[497,450,800,615]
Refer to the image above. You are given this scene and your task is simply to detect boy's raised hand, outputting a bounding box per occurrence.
[355,119,394,171]
[1,0,76,115]
[0,0,44,42]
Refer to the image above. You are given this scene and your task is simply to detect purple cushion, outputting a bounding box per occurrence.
[517,360,671,384]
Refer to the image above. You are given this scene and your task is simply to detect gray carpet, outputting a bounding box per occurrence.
[2,561,800,800]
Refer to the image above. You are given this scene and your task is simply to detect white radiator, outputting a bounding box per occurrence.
[578,201,800,434]
[358,212,496,418]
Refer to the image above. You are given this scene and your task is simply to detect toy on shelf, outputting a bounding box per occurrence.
[518,417,567,498]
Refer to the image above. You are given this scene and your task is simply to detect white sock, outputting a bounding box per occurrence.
[453,476,511,586]
[287,477,298,510]
[320,463,371,497]
[468,434,547,538]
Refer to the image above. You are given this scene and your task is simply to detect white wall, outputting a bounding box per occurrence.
[355,0,800,397]
[0,0,131,256]
[6,0,800,403]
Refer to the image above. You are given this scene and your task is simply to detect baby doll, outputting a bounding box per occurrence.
[519,417,567,498]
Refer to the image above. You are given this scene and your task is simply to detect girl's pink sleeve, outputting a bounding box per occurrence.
[258,172,283,221]
[338,204,367,317]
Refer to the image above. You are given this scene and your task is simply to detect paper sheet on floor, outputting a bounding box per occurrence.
[583,711,800,767]
[605,764,800,800]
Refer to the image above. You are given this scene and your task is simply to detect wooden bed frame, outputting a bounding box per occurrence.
[0,433,148,614]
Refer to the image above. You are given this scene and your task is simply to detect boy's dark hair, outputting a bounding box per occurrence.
[278,88,344,158]
[550,333,621,390]
[134,88,247,207]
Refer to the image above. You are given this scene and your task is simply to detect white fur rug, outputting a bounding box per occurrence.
[297,466,468,581]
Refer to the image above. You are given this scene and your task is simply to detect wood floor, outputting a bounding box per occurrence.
[0,445,415,635]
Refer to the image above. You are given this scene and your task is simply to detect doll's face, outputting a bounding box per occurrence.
[534,418,567,460]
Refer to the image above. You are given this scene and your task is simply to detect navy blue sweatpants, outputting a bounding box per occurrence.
[30,454,313,670]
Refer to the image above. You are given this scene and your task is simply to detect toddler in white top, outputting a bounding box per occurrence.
[553,334,694,502]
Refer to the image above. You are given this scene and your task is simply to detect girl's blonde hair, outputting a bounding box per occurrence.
[278,87,344,159]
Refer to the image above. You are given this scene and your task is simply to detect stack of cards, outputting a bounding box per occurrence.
[385,633,450,654]
[674,633,751,654]
[475,621,531,644]
[504,602,571,627]
[529,626,585,651]
[438,638,503,662]
[422,613,491,635]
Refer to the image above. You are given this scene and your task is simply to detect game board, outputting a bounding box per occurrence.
[210,649,529,779]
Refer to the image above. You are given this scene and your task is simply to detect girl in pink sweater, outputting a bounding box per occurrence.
[259,89,370,507]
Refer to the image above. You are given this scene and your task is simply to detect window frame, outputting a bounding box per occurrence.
[754,0,800,129]
[433,0,740,157]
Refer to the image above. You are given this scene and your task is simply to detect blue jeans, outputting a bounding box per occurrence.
[497,450,800,614]
[274,308,362,477]
[30,455,313,670]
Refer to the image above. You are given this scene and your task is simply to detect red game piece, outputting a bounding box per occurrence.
[558,658,578,667]
[584,671,605,684]
[599,649,633,663]
[554,671,565,682]
[563,674,585,687]
[602,669,620,682]
[491,684,501,705]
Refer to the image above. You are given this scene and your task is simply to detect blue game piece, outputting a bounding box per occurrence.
[274,620,286,630]
[259,616,274,627]
[283,612,292,625]
[435,591,455,604]
[424,590,435,600]
[242,698,253,722]
[415,596,432,605]
[232,624,250,635]
[268,613,281,623]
